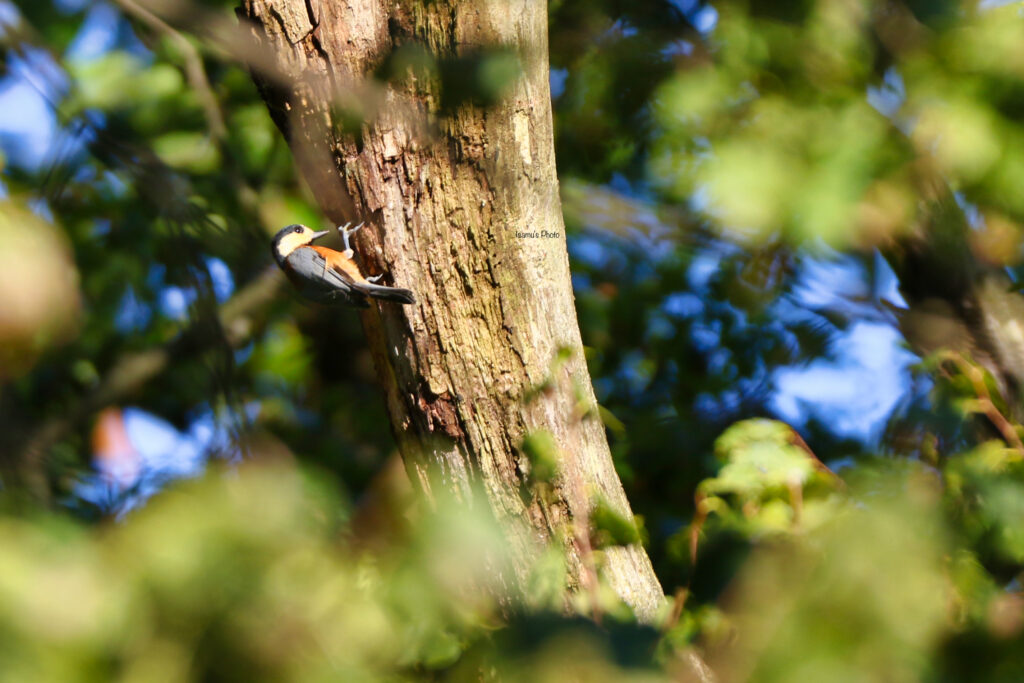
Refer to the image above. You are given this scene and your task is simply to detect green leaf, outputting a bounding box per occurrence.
[152,132,220,174]
[66,53,182,115]
[705,419,816,498]
[591,497,641,548]
[522,430,559,484]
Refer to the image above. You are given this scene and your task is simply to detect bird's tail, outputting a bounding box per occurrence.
[358,282,416,305]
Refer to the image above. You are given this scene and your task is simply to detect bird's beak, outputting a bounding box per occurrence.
[310,230,330,241]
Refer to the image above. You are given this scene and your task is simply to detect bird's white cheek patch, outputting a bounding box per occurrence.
[279,233,306,258]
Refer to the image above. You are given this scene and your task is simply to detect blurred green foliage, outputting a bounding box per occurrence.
[5,0,1024,679]
[5,420,1024,680]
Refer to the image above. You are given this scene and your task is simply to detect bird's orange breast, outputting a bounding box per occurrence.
[308,245,368,284]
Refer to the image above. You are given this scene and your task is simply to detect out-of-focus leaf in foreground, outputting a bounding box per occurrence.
[0,459,675,680]
[709,469,948,683]
[0,201,81,378]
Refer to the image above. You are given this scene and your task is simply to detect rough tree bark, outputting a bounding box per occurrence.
[237,0,664,619]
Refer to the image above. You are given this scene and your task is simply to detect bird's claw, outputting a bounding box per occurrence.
[336,222,365,253]
[367,274,383,283]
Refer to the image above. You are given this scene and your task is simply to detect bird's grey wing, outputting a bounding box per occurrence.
[285,247,369,307]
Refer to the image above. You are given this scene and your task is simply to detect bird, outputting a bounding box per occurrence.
[271,222,416,308]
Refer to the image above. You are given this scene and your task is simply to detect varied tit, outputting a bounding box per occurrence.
[271,222,416,308]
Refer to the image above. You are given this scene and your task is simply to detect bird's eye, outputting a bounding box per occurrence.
[294,226,303,234]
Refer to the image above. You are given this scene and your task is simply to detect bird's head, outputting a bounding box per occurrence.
[271,224,329,265]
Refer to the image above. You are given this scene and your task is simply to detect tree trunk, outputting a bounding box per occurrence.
[237,0,663,620]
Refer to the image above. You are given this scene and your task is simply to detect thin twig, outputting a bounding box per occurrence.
[940,351,1024,455]
[113,0,228,141]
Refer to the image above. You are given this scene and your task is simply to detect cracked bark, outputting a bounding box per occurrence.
[237,0,664,620]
